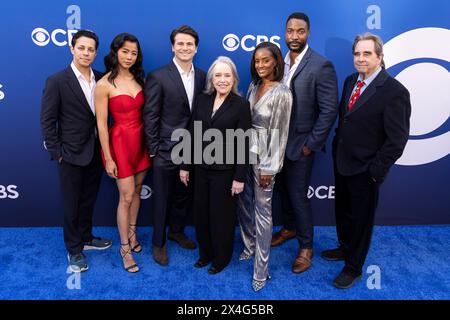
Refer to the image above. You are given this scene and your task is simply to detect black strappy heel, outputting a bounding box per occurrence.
[120,242,140,273]
[128,224,142,253]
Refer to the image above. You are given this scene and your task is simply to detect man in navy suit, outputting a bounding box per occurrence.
[40,30,112,273]
[143,25,206,266]
[271,12,339,274]
[323,33,411,288]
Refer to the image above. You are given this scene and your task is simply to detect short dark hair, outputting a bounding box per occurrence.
[71,29,99,50]
[250,42,284,83]
[170,25,199,46]
[286,12,310,30]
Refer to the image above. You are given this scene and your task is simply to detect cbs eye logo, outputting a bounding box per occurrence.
[384,27,450,166]
[140,185,152,200]
[222,33,281,52]
[222,34,240,51]
[31,28,51,46]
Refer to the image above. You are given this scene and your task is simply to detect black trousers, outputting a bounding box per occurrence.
[277,154,315,249]
[58,151,103,255]
[194,167,237,270]
[152,154,190,248]
[334,168,380,276]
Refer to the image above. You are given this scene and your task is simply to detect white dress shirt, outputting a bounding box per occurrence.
[71,62,96,115]
[173,57,195,109]
[283,44,309,88]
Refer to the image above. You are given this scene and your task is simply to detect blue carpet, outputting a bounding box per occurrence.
[0,226,449,300]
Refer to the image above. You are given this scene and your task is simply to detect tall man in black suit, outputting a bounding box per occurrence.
[143,25,206,266]
[271,12,338,274]
[40,30,112,273]
[323,33,411,289]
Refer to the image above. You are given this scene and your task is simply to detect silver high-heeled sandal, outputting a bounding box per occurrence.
[239,251,253,261]
[252,275,271,292]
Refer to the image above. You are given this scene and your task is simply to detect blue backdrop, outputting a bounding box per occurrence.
[0,0,449,226]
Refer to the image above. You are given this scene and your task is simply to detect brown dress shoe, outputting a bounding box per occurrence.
[271,228,296,247]
[292,248,313,273]
[152,245,169,266]
[168,232,197,250]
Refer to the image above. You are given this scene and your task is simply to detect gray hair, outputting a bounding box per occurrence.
[204,56,241,96]
[352,32,385,68]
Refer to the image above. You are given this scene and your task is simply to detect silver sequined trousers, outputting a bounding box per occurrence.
[237,82,292,282]
[238,164,276,281]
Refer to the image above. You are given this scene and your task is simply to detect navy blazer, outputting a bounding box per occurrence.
[40,66,103,166]
[285,48,339,161]
[332,69,411,182]
[142,61,206,161]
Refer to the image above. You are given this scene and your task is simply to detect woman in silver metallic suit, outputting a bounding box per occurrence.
[237,42,292,291]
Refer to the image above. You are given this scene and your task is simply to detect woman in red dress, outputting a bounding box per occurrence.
[95,33,151,273]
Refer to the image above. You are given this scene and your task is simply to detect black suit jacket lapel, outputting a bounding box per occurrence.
[65,67,93,116]
[202,93,214,125]
[346,69,389,117]
[168,61,190,111]
[289,48,312,90]
[194,67,204,97]
[342,74,358,115]
[211,93,233,124]
[191,67,204,115]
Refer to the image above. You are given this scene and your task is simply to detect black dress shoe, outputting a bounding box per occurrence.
[194,260,210,268]
[321,247,345,261]
[168,232,197,250]
[208,266,222,275]
[333,270,362,289]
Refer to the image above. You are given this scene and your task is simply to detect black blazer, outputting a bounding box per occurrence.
[142,61,206,160]
[181,92,252,183]
[332,69,411,182]
[40,66,103,166]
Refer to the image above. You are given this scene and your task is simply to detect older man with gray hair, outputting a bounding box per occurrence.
[323,33,411,289]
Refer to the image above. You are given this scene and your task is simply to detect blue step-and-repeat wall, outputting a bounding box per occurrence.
[0,0,449,226]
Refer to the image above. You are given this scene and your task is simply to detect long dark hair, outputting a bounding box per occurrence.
[104,33,145,88]
[250,42,284,83]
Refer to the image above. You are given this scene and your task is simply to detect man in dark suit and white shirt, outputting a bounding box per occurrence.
[323,33,411,289]
[271,12,339,274]
[143,25,206,266]
[40,30,112,273]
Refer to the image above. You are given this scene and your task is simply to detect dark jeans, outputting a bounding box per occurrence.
[278,153,315,249]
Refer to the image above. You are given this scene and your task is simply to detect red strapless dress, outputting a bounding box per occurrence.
[101,90,151,179]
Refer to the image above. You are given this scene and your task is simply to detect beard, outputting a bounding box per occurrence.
[287,41,306,53]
